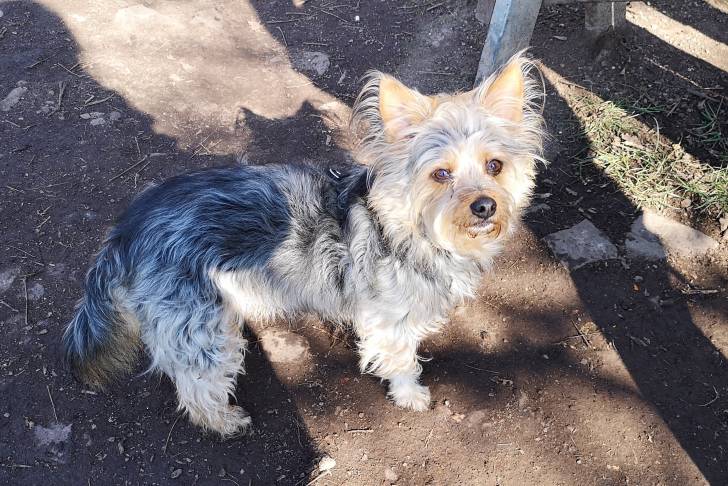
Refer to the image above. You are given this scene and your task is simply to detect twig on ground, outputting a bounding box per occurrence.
[571,321,592,348]
[46,385,58,422]
[277,26,287,47]
[83,94,114,107]
[22,277,29,328]
[346,428,373,434]
[163,414,182,454]
[462,362,500,374]
[305,471,331,486]
[699,385,719,407]
[46,81,67,117]
[108,155,149,183]
[310,6,350,23]
[424,427,434,447]
[0,300,19,313]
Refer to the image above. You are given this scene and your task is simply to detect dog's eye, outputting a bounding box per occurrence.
[432,168,452,183]
[486,159,503,176]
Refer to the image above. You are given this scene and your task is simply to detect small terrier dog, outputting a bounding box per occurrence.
[64,54,544,436]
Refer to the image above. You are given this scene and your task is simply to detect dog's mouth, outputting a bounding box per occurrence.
[465,219,500,239]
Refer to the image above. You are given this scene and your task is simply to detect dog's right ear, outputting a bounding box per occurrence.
[378,75,435,142]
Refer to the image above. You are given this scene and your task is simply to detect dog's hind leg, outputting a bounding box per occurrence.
[142,299,250,437]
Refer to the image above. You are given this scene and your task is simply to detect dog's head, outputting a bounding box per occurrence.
[352,54,545,260]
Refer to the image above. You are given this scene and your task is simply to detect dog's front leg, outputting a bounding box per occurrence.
[356,326,431,411]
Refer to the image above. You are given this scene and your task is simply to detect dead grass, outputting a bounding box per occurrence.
[572,95,728,216]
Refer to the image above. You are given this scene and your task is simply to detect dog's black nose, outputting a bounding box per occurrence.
[470,196,497,219]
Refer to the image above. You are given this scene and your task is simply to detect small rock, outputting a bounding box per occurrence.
[80,113,92,119]
[259,329,310,364]
[170,469,182,479]
[34,423,72,464]
[543,220,618,270]
[625,211,718,260]
[719,216,728,233]
[90,117,106,126]
[0,86,28,112]
[0,267,20,293]
[318,455,336,472]
[28,282,45,301]
[384,467,399,482]
[633,275,644,283]
[291,50,330,76]
[109,111,122,122]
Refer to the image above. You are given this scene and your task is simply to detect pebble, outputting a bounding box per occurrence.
[633,275,644,283]
[90,117,106,126]
[318,455,336,472]
[170,469,182,479]
[109,111,122,122]
[384,467,399,482]
[0,86,28,112]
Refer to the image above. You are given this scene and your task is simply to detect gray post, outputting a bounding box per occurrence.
[474,0,542,85]
[585,2,627,36]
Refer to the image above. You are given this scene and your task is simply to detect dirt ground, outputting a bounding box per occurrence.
[1,1,727,485]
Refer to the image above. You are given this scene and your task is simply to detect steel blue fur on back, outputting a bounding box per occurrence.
[63,162,369,383]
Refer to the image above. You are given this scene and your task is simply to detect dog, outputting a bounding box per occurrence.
[63,53,545,436]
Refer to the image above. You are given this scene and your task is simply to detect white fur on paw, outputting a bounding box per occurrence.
[189,404,252,438]
[389,381,431,411]
[219,405,252,437]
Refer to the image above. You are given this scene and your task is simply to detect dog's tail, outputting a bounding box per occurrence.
[62,244,141,387]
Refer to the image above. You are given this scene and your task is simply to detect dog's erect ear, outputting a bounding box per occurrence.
[475,58,525,123]
[379,75,435,141]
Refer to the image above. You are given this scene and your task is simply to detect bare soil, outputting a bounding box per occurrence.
[1,1,727,485]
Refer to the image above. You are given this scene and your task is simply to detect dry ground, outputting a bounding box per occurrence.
[1,1,727,485]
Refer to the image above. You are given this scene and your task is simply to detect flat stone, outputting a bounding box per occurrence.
[0,267,20,294]
[384,467,399,482]
[543,219,618,270]
[0,86,28,111]
[28,282,45,301]
[291,50,330,76]
[259,329,310,364]
[625,211,719,260]
[33,423,72,464]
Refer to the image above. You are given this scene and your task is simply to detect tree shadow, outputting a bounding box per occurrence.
[526,70,728,482]
[0,3,318,485]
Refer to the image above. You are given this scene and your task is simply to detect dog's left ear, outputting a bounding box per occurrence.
[378,74,435,141]
[475,58,525,123]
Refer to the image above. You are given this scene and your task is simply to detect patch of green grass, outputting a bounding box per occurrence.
[572,95,728,216]
[690,99,728,164]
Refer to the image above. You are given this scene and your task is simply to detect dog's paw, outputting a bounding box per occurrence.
[217,405,253,437]
[388,378,431,411]
[190,404,252,438]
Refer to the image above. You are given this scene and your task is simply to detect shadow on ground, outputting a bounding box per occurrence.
[1,1,727,485]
